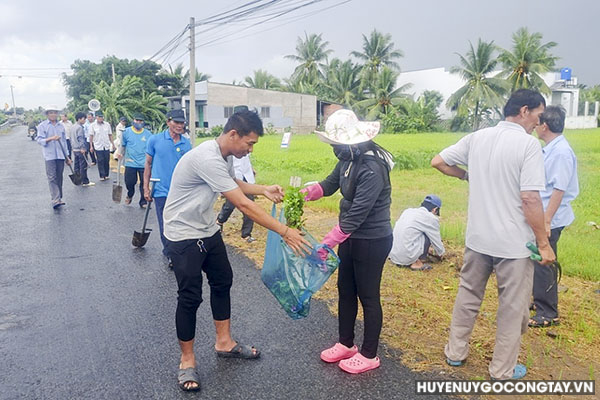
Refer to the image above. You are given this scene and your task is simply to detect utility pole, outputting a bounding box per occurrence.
[111,63,116,83]
[10,85,17,119]
[188,17,196,146]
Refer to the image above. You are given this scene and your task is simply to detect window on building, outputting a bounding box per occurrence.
[224,106,234,118]
[260,107,270,118]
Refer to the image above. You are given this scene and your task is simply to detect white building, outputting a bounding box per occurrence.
[397,67,598,129]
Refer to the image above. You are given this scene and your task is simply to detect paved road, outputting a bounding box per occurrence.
[0,127,449,400]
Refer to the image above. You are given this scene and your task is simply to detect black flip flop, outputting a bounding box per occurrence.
[216,343,260,359]
[177,367,201,392]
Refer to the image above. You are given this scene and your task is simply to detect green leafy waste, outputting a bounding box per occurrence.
[283,186,305,229]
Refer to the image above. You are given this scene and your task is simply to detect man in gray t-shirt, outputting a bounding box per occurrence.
[431,89,555,380]
[163,110,310,392]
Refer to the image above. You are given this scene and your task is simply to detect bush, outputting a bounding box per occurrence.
[196,125,224,138]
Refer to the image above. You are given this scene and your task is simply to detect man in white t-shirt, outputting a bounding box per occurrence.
[431,89,555,380]
[389,194,445,271]
[163,109,310,392]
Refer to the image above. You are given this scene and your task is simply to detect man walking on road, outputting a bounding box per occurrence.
[84,112,96,165]
[36,105,72,209]
[118,114,151,208]
[89,111,115,181]
[144,109,192,265]
[529,105,579,328]
[114,116,127,161]
[72,112,94,187]
[162,109,310,392]
[431,89,556,380]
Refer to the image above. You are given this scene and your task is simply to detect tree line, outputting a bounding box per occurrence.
[61,27,595,133]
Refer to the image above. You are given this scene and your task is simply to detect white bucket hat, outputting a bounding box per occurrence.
[315,109,380,145]
[44,105,60,113]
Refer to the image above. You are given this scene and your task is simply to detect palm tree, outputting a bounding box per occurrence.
[498,27,558,94]
[351,29,403,91]
[136,91,168,131]
[244,70,281,90]
[322,58,362,107]
[355,66,411,120]
[285,32,332,87]
[93,75,143,126]
[447,39,510,130]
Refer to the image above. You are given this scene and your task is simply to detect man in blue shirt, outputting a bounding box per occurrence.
[144,109,192,265]
[118,114,152,208]
[36,105,72,209]
[530,105,579,328]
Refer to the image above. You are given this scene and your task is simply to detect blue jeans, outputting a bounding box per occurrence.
[154,196,168,256]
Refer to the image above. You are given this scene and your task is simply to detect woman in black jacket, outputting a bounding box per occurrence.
[302,109,394,374]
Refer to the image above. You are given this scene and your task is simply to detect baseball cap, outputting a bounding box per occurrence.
[167,109,186,122]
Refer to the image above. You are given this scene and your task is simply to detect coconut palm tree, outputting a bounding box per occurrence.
[351,29,403,91]
[354,66,411,120]
[322,58,362,107]
[244,70,282,90]
[136,90,168,131]
[447,39,510,130]
[498,27,558,94]
[285,32,332,87]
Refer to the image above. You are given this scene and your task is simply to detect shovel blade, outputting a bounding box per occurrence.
[112,184,123,203]
[69,173,82,186]
[132,229,152,247]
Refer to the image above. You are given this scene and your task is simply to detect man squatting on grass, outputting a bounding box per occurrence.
[431,89,556,380]
[162,109,310,392]
[529,106,579,328]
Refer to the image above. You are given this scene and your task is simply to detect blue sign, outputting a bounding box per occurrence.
[560,68,572,81]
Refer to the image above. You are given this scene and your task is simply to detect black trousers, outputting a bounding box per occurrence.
[124,167,146,206]
[86,142,97,163]
[166,232,233,342]
[154,197,168,256]
[95,149,110,179]
[337,234,393,359]
[532,227,564,319]
[73,152,89,184]
[217,194,255,238]
[419,235,431,261]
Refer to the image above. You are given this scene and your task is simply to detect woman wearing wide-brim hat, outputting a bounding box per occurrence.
[302,109,394,374]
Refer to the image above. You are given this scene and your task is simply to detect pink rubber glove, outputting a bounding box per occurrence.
[300,183,324,201]
[318,224,351,260]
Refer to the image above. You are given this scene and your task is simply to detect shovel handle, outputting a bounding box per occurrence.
[140,181,156,233]
[57,139,75,174]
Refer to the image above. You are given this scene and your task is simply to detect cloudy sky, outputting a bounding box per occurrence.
[1,0,598,110]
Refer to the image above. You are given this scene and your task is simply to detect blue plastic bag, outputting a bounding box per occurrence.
[261,204,340,319]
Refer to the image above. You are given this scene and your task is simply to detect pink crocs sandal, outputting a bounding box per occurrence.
[320,343,358,363]
[338,353,380,374]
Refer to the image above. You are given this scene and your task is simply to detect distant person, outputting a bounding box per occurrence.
[144,110,192,266]
[162,109,309,391]
[59,113,73,158]
[529,106,579,328]
[389,194,445,271]
[118,114,151,208]
[431,89,556,380]
[216,154,257,243]
[36,105,71,209]
[89,111,115,181]
[83,112,96,165]
[114,116,127,161]
[72,112,94,187]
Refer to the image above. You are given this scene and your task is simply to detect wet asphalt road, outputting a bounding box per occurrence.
[0,127,450,400]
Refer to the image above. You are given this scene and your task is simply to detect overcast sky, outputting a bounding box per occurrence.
[1,0,598,110]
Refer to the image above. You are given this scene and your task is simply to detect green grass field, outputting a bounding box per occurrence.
[249,129,600,281]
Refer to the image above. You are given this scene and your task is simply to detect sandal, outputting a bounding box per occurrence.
[338,353,380,374]
[411,264,432,271]
[177,366,201,392]
[320,343,358,363]
[216,343,260,359]
[528,315,560,328]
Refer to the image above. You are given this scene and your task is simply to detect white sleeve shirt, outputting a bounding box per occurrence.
[389,207,445,265]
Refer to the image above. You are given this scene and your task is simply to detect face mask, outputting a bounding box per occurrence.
[332,144,360,161]
[133,122,144,130]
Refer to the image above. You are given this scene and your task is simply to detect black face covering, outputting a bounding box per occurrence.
[332,144,361,161]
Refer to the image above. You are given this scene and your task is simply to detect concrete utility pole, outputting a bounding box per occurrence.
[188,17,196,146]
[111,63,116,83]
[9,85,16,119]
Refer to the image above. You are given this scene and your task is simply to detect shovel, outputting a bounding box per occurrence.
[132,178,159,248]
[112,157,123,203]
[58,140,81,186]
